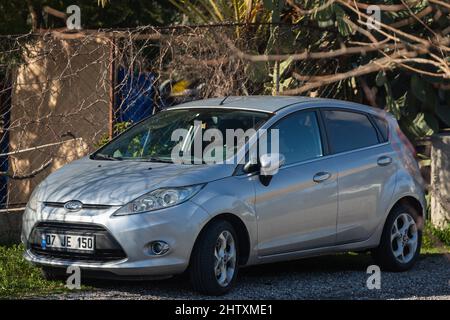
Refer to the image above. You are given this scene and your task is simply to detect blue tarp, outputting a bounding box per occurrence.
[115,68,155,123]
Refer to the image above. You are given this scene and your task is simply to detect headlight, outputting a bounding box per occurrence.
[113,184,205,216]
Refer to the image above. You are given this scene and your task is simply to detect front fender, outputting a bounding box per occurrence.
[190,176,258,265]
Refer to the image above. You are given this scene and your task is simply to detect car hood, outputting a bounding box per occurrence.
[36,157,235,205]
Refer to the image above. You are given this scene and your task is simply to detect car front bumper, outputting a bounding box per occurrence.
[22,200,210,277]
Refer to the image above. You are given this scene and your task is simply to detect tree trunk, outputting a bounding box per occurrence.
[26,0,40,31]
[430,132,450,228]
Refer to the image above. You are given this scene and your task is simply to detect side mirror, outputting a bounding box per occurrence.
[243,154,259,173]
[259,153,285,177]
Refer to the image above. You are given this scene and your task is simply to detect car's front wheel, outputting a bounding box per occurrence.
[189,220,239,295]
[372,204,422,271]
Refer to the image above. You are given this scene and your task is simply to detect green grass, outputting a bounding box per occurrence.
[421,223,450,254]
[0,244,70,298]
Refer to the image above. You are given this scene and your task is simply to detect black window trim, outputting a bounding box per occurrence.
[369,114,390,143]
[319,107,386,155]
[316,109,331,156]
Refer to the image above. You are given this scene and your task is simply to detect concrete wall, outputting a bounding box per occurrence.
[7,36,111,207]
[0,210,22,244]
[1,35,112,244]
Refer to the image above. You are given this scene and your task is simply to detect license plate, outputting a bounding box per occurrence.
[42,233,95,252]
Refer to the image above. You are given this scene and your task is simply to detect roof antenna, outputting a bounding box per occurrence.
[219,95,230,105]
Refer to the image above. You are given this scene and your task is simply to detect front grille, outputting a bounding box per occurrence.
[29,222,127,263]
[43,202,112,209]
[35,222,106,232]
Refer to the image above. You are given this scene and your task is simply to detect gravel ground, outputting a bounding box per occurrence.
[37,252,450,300]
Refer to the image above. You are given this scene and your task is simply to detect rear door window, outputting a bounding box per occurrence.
[322,110,380,154]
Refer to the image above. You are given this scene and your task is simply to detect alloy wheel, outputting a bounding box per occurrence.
[214,230,237,287]
[390,213,418,264]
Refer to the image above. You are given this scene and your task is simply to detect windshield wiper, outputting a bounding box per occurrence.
[142,156,173,163]
[91,153,122,161]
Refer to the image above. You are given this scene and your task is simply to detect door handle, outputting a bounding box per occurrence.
[377,156,392,166]
[313,172,331,183]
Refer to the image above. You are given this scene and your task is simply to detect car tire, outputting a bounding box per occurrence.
[41,267,66,281]
[189,220,239,295]
[372,204,422,272]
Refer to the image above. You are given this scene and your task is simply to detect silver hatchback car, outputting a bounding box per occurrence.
[22,96,425,295]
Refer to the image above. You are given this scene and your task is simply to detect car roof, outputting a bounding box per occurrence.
[167,95,389,117]
[167,96,306,113]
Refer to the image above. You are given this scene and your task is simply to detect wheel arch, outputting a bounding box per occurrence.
[372,195,424,271]
[191,213,251,266]
[386,195,425,229]
[393,196,424,215]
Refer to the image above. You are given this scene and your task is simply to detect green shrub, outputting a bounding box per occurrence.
[0,244,68,298]
[422,223,450,250]
[429,225,450,246]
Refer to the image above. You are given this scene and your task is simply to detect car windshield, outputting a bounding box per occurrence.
[91,108,271,163]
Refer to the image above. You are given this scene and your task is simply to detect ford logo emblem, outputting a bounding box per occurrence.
[64,200,83,212]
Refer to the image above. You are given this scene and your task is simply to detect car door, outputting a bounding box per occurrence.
[321,109,397,244]
[254,110,338,257]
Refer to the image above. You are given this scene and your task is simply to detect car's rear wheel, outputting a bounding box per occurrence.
[189,220,238,295]
[372,204,422,271]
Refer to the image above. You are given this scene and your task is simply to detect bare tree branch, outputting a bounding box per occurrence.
[286,50,417,95]
[429,0,450,10]
[1,158,53,180]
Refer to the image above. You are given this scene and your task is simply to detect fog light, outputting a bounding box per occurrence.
[150,241,170,255]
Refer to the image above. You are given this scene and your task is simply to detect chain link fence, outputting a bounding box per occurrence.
[0,24,370,213]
